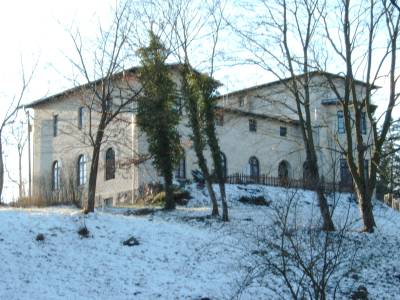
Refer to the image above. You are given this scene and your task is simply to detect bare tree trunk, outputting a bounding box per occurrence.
[204,106,228,221]
[18,147,23,198]
[86,117,106,213]
[309,159,335,232]
[355,185,376,232]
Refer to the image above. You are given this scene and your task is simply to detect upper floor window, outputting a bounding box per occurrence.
[105,148,115,180]
[175,152,186,179]
[249,119,257,132]
[361,112,367,135]
[337,111,344,134]
[77,155,87,186]
[280,126,287,137]
[53,115,58,137]
[52,160,60,191]
[78,107,84,130]
[249,156,260,178]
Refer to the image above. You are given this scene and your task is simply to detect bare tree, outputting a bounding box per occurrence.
[236,189,358,299]
[4,119,28,199]
[228,0,335,230]
[68,3,141,213]
[0,65,34,203]
[320,0,400,232]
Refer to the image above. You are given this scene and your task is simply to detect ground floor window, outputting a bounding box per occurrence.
[175,153,186,179]
[340,159,352,186]
[249,156,260,178]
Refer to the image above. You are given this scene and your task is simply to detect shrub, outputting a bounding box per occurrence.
[142,188,191,206]
[238,195,271,206]
[122,236,140,246]
[78,226,90,238]
[35,233,45,241]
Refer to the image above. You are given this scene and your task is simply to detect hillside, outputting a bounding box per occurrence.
[0,184,400,299]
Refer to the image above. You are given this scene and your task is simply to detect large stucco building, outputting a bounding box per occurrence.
[26,66,373,206]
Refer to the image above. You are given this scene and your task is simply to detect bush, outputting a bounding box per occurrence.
[142,188,192,206]
[78,226,90,238]
[36,233,45,241]
[123,236,140,246]
[238,195,271,206]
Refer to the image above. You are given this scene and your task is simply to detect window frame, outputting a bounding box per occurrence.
[52,160,60,191]
[53,114,58,137]
[361,112,367,135]
[249,119,257,132]
[77,154,87,186]
[280,126,287,137]
[337,111,345,134]
[340,158,352,185]
[175,153,186,179]
[105,148,116,181]
[249,156,260,178]
[78,107,84,130]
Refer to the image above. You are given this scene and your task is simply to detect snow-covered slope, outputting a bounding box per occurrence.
[0,184,399,299]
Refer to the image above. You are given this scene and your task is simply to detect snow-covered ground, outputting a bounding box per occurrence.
[1,184,400,299]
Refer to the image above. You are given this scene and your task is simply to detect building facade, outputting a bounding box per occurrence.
[26,68,373,206]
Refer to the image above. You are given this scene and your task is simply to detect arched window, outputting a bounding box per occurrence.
[278,160,291,185]
[175,152,186,179]
[220,152,227,178]
[77,155,87,186]
[78,107,84,129]
[52,160,60,191]
[105,148,115,180]
[249,156,259,178]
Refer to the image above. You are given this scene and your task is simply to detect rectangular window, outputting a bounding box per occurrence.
[340,159,352,186]
[337,111,344,134]
[78,107,84,130]
[361,112,367,134]
[249,119,257,132]
[280,126,287,137]
[53,115,58,137]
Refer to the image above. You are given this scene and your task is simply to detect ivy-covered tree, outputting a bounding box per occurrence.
[181,64,219,216]
[136,32,182,210]
[200,74,229,221]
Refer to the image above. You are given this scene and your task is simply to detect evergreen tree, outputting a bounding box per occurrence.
[377,123,400,198]
[136,32,182,210]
